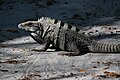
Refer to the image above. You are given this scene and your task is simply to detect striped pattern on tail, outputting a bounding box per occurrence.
[89,40,120,53]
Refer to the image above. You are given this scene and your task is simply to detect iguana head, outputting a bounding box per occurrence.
[18,17,57,37]
[19,20,46,37]
[18,17,58,44]
[18,21,40,32]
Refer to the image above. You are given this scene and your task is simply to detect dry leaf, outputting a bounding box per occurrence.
[92,66,97,68]
[104,71,120,78]
[102,67,109,70]
[21,73,41,80]
[79,70,87,72]
[1,60,26,64]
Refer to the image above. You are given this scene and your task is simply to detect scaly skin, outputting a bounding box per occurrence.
[18,17,120,56]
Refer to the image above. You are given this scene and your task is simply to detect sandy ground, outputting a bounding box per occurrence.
[0,36,120,80]
[0,0,120,80]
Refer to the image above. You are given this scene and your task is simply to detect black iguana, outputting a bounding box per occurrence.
[18,17,120,56]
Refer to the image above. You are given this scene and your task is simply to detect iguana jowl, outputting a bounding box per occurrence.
[18,17,120,55]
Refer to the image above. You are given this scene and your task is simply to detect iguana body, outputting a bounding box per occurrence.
[18,17,120,55]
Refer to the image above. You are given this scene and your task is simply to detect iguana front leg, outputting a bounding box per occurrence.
[31,42,51,51]
[31,35,51,51]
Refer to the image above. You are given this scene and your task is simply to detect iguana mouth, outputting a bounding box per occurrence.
[26,30,36,33]
[18,24,38,33]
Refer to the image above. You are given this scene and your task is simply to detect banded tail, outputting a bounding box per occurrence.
[89,40,120,53]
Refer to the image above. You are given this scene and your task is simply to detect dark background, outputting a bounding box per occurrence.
[0,0,120,42]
